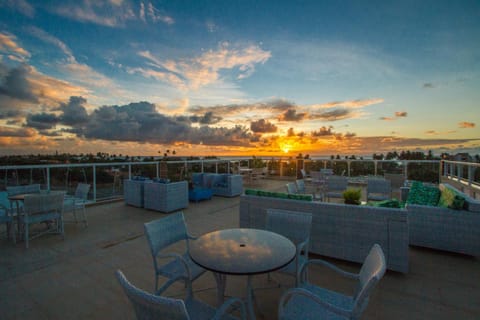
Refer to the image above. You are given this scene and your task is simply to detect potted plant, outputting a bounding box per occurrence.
[343,188,362,205]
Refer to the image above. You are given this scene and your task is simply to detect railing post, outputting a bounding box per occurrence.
[156,162,159,178]
[374,160,377,176]
[347,160,351,177]
[468,165,473,186]
[201,160,204,173]
[128,164,132,179]
[404,161,408,181]
[93,164,97,202]
[215,162,218,173]
[46,167,50,191]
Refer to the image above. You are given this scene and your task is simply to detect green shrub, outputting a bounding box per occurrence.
[343,188,361,205]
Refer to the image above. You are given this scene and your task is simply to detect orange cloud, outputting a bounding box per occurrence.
[458,122,475,128]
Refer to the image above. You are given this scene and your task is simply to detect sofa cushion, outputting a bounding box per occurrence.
[438,184,466,210]
[406,181,440,206]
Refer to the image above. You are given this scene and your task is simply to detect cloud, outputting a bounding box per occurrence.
[53,99,254,146]
[146,2,174,24]
[134,42,271,90]
[0,126,35,137]
[459,122,475,128]
[315,98,384,109]
[25,112,60,130]
[311,126,334,137]
[0,64,38,102]
[59,96,90,125]
[250,119,278,133]
[312,109,352,121]
[278,109,307,122]
[423,83,435,89]
[0,33,31,61]
[380,111,408,121]
[189,111,222,125]
[0,0,35,17]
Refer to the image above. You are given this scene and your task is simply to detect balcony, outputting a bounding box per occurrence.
[1,177,479,319]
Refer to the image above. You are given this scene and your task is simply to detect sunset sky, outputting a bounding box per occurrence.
[0,0,479,157]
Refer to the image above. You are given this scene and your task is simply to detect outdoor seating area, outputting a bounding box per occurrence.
[0,177,479,319]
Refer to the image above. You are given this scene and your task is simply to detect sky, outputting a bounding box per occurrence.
[0,0,479,157]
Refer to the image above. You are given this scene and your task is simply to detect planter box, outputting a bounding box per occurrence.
[143,181,188,213]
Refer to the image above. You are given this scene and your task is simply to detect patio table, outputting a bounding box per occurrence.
[189,228,295,320]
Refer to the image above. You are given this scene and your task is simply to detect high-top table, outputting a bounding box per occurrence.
[189,228,296,320]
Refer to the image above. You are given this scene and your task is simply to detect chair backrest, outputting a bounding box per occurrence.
[295,179,306,193]
[144,212,188,257]
[384,173,405,189]
[326,175,348,191]
[285,182,297,194]
[23,192,65,215]
[115,270,189,320]
[300,169,308,179]
[367,179,391,195]
[6,184,41,196]
[266,209,312,246]
[352,244,386,318]
[75,183,91,200]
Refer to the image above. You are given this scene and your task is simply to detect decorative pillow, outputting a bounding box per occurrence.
[406,181,440,206]
[438,184,465,210]
[153,178,170,183]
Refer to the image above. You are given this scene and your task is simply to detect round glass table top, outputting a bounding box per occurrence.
[189,228,296,275]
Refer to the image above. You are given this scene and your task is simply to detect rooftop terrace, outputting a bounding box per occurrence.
[1,178,479,319]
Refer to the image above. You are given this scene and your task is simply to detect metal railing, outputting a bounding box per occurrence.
[1,157,478,202]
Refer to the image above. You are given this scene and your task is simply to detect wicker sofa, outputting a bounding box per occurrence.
[191,173,243,197]
[143,180,188,213]
[239,193,409,273]
[406,183,480,256]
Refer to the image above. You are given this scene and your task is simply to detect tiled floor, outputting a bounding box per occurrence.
[1,179,479,319]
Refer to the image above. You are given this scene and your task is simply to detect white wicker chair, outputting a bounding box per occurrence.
[116,270,246,320]
[20,191,65,248]
[366,178,391,201]
[0,192,15,243]
[278,244,386,320]
[324,176,348,202]
[144,212,206,296]
[285,182,298,194]
[63,183,90,226]
[266,209,313,286]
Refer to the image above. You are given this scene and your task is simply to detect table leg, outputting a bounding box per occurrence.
[213,272,226,306]
[247,275,256,320]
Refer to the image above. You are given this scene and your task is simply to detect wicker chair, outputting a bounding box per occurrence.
[285,182,298,194]
[116,270,246,320]
[278,244,386,320]
[0,192,15,243]
[266,209,313,286]
[144,212,206,296]
[20,191,65,248]
[366,178,391,201]
[324,176,348,202]
[63,183,90,226]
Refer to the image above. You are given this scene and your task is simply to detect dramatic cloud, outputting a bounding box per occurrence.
[49,99,254,146]
[395,111,407,117]
[423,83,435,89]
[459,122,475,128]
[250,119,278,133]
[134,43,271,90]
